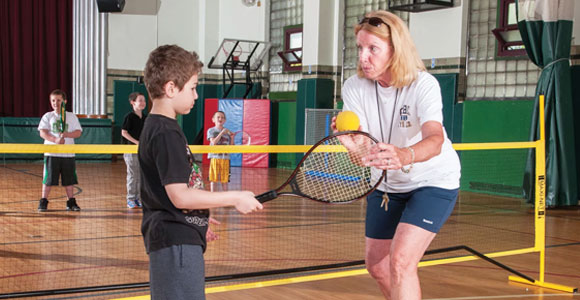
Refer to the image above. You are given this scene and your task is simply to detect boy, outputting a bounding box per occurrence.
[37,89,83,212]
[139,44,263,299]
[207,111,234,192]
[121,92,147,208]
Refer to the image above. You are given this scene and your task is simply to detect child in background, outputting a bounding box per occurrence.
[37,89,83,212]
[139,44,263,299]
[207,111,234,192]
[121,92,147,208]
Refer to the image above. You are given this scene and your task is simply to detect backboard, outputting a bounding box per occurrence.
[208,39,271,71]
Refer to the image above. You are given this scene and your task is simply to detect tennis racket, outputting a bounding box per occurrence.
[255,131,386,204]
[232,130,251,146]
[59,101,66,133]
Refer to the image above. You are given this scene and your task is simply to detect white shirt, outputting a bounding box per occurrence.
[342,72,461,193]
[38,111,83,157]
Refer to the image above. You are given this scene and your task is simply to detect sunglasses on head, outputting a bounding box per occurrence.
[359,17,389,28]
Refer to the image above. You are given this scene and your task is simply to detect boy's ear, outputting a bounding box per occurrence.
[164,81,177,98]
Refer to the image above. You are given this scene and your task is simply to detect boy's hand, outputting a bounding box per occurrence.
[56,135,65,144]
[206,217,221,242]
[235,191,263,214]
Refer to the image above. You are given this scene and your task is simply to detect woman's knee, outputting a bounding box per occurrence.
[365,238,392,279]
[366,260,388,280]
[389,253,417,278]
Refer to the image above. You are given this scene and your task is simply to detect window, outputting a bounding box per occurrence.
[278,25,303,72]
[492,0,526,57]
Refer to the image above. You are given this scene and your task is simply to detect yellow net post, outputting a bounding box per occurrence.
[508,95,578,293]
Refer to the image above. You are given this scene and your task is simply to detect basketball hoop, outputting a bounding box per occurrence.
[207,39,271,98]
[223,41,243,62]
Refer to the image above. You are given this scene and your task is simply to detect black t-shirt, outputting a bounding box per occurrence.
[138,114,209,254]
[121,111,146,144]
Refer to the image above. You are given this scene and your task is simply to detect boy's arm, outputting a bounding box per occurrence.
[55,113,82,139]
[39,129,61,143]
[209,128,230,145]
[165,183,262,214]
[121,129,139,145]
[63,130,82,139]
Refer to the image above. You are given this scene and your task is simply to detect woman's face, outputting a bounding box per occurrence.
[356,29,392,80]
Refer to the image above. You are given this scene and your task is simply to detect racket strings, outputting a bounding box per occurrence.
[234,131,251,145]
[294,135,378,203]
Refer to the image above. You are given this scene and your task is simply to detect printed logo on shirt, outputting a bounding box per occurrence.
[185,215,209,226]
[52,120,67,133]
[398,105,412,128]
[399,105,412,128]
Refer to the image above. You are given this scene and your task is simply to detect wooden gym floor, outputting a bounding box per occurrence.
[0,161,578,300]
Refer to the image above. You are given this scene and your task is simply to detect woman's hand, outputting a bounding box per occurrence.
[331,116,338,133]
[362,143,410,170]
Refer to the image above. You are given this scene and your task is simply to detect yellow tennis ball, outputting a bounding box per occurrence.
[336,111,360,131]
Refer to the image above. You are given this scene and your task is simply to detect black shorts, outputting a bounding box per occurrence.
[42,156,78,186]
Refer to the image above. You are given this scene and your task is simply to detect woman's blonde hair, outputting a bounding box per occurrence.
[355,10,425,88]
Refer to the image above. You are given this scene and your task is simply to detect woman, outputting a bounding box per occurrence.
[335,10,461,300]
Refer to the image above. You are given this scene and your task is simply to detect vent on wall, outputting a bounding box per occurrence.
[388,0,454,13]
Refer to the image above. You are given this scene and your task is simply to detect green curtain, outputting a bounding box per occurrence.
[518,0,577,206]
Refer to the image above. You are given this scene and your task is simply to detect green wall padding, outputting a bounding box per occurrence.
[432,73,461,143]
[460,100,534,197]
[453,102,463,144]
[273,101,297,169]
[0,117,43,144]
[0,117,112,160]
[113,80,148,144]
[571,66,580,189]
[296,78,334,145]
[269,91,297,101]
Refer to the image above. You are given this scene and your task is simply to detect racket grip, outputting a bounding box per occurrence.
[255,190,277,203]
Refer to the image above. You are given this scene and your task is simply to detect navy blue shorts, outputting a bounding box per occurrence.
[365,187,458,239]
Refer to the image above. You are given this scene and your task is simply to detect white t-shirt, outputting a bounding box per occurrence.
[342,72,461,193]
[38,111,83,157]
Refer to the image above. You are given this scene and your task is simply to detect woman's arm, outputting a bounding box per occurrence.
[363,121,444,170]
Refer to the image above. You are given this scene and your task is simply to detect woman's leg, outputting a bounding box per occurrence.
[366,237,393,298]
[389,223,436,300]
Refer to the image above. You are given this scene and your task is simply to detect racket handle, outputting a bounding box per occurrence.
[255,190,277,203]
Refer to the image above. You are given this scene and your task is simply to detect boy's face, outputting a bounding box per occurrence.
[50,94,65,112]
[212,112,226,127]
[172,74,199,115]
[131,95,147,112]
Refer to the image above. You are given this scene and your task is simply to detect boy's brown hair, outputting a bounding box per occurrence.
[212,111,226,119]
[50,89,67,100]
[128,91,143,102]
[144,45,204,100]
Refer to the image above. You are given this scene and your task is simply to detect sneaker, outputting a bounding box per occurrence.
[127,200,137,209]
[38,198,49,212]
[134,198,142,208]
[66,198,81,211]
